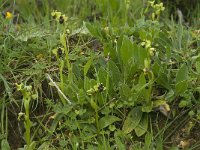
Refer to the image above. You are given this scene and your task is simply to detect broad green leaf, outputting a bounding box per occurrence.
[1,139,10,150]
[176,64,188,84]
[144,133,153,149]
[196,61,200,73]
[120,36,134,65]
[142,101,153,112]
[152,63,171,90]
[50,113,65,133]
[29,141,36,150]
[157,72,171,90]
[90,98,99,110]
[101,107,111,115]
[104,43,117,60]
[109,60,122,85]
[85,22,102,38]
[135,113,148,137]
[85,22,96,36]
[136,73,148,100]
[138,46,148,68]
[152,62,161,75]
[122,106,143,134]
[72,64,82,79]
[84,58,93,76]
[116,35,124,54]
[165,90,175,102]
[99,115,121,130]
[115,136,126,150]
[37,142,50,150]
[84,76,90,90]
[119,83,131,97]
[175,80,188,95]
[138,73,146,89]
[98,67,107,85]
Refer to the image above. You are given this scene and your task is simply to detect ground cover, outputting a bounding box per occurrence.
[0,0,200,149]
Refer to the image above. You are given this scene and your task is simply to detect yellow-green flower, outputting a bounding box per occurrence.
[87,83,106,95]
[58,15,68,24]
[52,47,65,58]
[5,11,12,19]
[51,10,68,24]
[51,10,61,19]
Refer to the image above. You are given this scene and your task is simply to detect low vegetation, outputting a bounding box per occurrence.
[0,0,200,149]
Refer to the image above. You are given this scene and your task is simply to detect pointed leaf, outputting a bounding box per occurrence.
[138,73,146,89]
[176,64,188,83]
[142,101,153,112]
[90,98,99,110]
[152,62,170,90]
[84,58,93,76]
[157,72,171,90]
[85,22,101,38]
[1,139,10,150]
[196,61,200,73]
[122,106,143,134]
[144,133,153,149]
[138,46,148,68]
[109,60,122,85]
[115,136,126,150]
[50,113,65,132]
[175,80,188,95]
[135,113,148,137]
[99,115,121,130]
[37,142,50,150]
[120,36,134,65]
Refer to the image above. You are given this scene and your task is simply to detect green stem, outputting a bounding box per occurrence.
[146,71,154,102]
[96,109,99,134]
[59,59,64,91]
[63,27,72,83]
[25,98,31,147]
[1,98,5,137]
[94,95,100,134]
[106,61,110,100]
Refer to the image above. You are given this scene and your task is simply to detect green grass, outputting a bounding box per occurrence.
[0,0,200,149]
